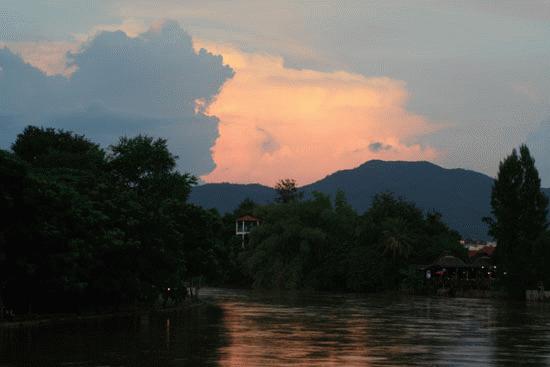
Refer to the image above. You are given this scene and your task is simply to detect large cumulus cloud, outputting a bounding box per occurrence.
[199,42,438,186]
[0,20,234,176]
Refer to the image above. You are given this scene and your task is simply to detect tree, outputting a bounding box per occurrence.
[348,193,463,292]
[533,232,550,286]
[380,217,414,260]
[487,145,548,297]
[108,135,195,200]
[1,127,224,312]
[107,135,199,301]
[0,150,31,313]
[4,127,111,312]
[12,126,105,170]
[235,198,258,217]
[274,178,302,203]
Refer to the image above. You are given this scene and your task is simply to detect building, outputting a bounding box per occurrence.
[460,239,497,258]
[235,215,260,248]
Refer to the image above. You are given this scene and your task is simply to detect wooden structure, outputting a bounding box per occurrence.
[423,254,497,294]
[236,215,260,248]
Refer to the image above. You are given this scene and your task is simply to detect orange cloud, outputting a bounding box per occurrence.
[1,41,79,76]
[2,20,148,77]
[197,41,439,186]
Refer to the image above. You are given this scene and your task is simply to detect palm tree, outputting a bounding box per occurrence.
[381,217,414,260]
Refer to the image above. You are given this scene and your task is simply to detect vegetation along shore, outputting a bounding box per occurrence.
[1,126,549,321]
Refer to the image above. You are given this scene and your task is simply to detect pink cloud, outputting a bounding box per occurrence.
[198,42,440,186]
[1,41,79,76]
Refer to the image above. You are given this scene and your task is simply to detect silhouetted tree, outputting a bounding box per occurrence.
[12,125,105,170]
[486,145,548,297]
[240,191,462,292]
[235,198,258,217]
[274,178,302,203]
[1,126,224,313]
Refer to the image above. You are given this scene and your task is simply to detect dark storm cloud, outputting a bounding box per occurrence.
[0,47,69,118]
[68,20,233,118]
[0,21,234,176]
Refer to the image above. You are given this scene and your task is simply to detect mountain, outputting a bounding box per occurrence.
[189,183,276,214]
[190,160,550,240]
[304,160,494,240]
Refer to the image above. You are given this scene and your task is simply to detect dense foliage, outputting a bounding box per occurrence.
[274,178,302,203]
[0,126,225,313]
[238,188,465,292]
[7,126,529,314]
[486,145,549,297]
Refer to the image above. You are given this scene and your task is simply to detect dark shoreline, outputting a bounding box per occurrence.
[0,299,208,329]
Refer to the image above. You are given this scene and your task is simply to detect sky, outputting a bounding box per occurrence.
[1,1,550,186]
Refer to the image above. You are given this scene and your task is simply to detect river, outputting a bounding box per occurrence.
[1,288,550,366]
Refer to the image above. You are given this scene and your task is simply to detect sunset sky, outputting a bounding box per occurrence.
[1,1,550,186]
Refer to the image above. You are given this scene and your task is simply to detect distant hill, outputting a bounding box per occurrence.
[189,183,276,214]
[303,160,495,240]
[190,160,550,240]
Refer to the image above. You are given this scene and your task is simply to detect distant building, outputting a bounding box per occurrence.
[236,215,260,248]
[460,239,496,257]
[468,244,496,259]
[423,253,496,293]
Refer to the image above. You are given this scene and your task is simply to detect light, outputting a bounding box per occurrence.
[167,287,171,291]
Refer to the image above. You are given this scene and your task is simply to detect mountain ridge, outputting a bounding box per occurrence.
[189,160,550,240]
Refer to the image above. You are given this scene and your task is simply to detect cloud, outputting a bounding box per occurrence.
[199,42,439,186]
[368,142,393,153]
[115,1,550,181]
[526,120,550,186]
[46,104,220,175]
[0,21,233,176]
[257,127,280,154]
[0,41,78,76]
[0,19,149,77]
[5,1,550,182]
[0,47,69,118]
[68,20,233,119]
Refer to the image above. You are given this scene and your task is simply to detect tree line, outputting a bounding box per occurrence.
[233,184,466,292]
[245,146,550,298]
[1,126,548,314]
[0,126,228,313]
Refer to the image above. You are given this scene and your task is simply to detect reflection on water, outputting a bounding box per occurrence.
[0,304,227,366]
[204,289,550,366]
[2,288,550,366]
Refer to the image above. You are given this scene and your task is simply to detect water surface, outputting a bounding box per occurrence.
[2,288,550,366]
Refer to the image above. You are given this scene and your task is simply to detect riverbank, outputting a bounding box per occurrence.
[0,299,207,329]
[410,287,508,299]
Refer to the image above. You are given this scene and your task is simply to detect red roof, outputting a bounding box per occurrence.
[468,245,496,258]
[480,246,496,256]
[237,215,260,222]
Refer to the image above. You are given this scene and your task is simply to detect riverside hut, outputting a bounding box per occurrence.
[471,256,496,279]
[425,254,496,294]
[430,255,468,276]
[425,255,468,291]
